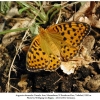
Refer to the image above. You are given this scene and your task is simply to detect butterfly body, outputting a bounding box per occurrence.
[26,21,90,72]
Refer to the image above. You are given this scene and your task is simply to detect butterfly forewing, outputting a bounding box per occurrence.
[47,22,90,46]
[26,36,48,71]
[47,21,90,61]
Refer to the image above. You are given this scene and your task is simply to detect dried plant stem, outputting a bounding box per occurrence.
[56,7,61,24]
[6,29,30,92]
[6,20,35,92]
[10,85,20,92]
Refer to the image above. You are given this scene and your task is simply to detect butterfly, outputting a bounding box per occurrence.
[26,21,90,72]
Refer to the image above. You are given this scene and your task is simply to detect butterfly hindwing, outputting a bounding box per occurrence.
[60,45,79,61]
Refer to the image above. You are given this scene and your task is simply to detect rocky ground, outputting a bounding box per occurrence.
[0,1,100,92]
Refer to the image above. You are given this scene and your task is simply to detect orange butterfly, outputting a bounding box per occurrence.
[26,21,90,72]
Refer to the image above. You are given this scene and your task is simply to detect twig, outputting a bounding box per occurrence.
[10,85,20,92]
